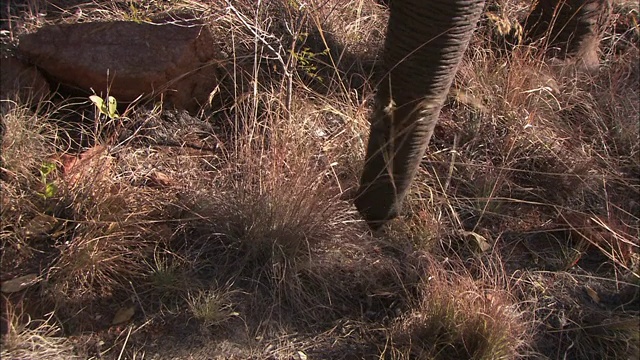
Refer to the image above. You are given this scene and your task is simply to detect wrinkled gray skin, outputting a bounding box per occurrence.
[355,0,611,230]
[525,0,611,70]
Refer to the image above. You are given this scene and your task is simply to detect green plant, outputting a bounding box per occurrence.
[89,95,119,120]
[187,288,238,327]
[290,40,329,82]
[146,251,191,295]
[38,162,57,199]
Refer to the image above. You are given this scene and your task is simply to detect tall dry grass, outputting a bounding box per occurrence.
[1,0,637,359]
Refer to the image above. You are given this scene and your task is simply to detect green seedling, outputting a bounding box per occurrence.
[39,162,57,199]
[90,95,119,119]
[290,43,329,82]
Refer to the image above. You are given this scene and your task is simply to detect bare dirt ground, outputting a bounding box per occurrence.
[1,1,638,359]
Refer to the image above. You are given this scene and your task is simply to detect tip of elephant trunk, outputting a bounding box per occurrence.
[354,186,400,231]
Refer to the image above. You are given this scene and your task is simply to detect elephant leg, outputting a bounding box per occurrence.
[524,0,612,69]
[355,0,485,229]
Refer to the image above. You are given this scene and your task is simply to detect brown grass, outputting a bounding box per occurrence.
[1,300,78,360]
[1,0,638,359]
[386,255,527,360]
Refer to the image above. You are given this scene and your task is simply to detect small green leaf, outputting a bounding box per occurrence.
[90,95,105,111]
[90,95,119,119]
[107,96,119,118]
[40,162,56,185]
[43,183,57,199]
[40,162,56,177]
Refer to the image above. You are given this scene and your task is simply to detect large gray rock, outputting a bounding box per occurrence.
[18,21,220,111]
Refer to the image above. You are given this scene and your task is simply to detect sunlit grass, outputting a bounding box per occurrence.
[1,0,638,359]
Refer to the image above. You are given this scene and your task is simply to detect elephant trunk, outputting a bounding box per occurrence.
[355,0,485,229]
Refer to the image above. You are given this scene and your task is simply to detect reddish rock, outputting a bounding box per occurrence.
[0,56,50,103]
[18,21,220,111]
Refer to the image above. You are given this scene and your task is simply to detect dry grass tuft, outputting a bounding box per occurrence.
[1,301,78,360]
[1,102,60,260]
[387,256,527,360]
[1,0,638,358]
[1,101,57,179]
[512,270,640,360]
[44,145,167,302]
[186,285,238,328]
[173,126,351,324]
